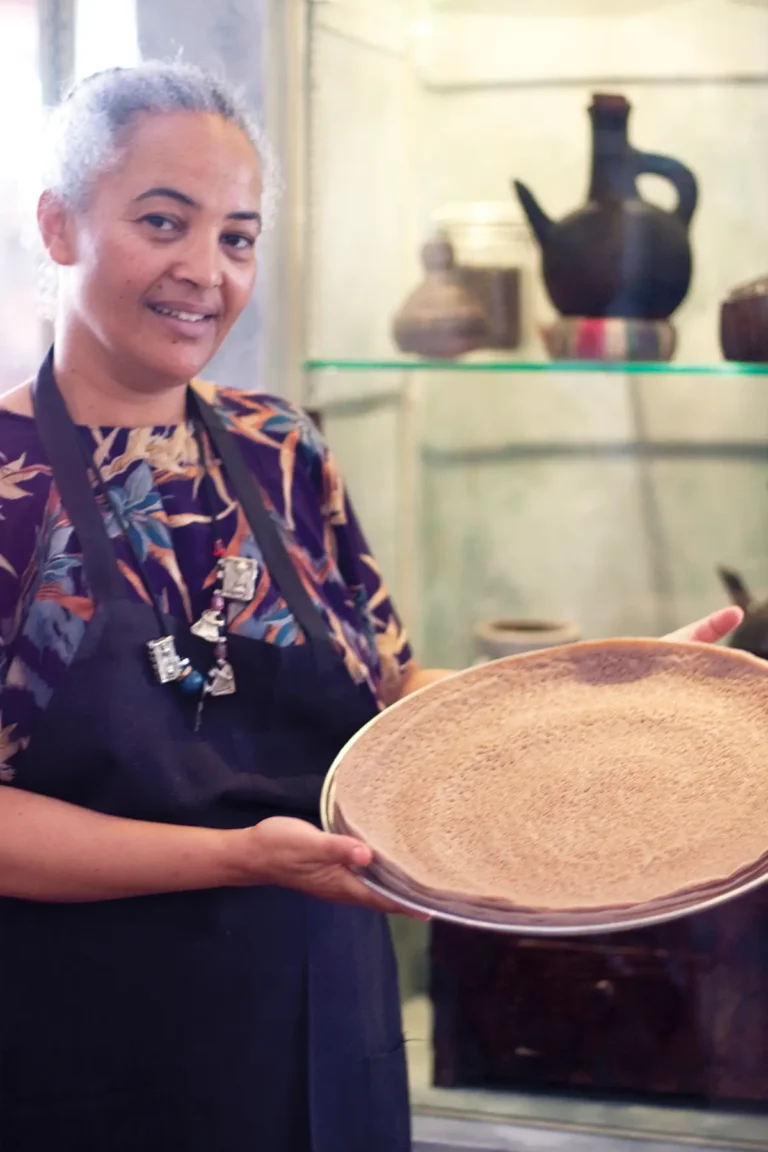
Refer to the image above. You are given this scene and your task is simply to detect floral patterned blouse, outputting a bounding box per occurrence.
[0,380,412,784]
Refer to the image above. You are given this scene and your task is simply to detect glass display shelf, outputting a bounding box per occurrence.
[304,358,768,375]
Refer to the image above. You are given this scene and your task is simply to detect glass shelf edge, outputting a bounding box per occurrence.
[303,358,768,376]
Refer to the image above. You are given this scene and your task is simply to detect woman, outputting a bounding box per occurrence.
[0,62,740,1152]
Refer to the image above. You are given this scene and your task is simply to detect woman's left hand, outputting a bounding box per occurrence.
[662,605,744,644]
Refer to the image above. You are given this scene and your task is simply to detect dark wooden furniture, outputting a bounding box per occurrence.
[430,888,768,1102]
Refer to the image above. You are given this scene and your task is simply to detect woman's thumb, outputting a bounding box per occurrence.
[322,832,372,868]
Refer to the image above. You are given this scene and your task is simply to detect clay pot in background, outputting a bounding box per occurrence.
[392,233,489,360]
[718,566,768,660]
[473,617,582,663]
[720,277,768,363]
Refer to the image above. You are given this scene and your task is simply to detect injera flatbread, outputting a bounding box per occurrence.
[329,639,768,918]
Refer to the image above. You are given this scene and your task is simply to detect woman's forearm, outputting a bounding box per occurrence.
[0,786,234,902]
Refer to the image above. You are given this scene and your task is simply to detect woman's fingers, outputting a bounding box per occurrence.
[663,606,744,644]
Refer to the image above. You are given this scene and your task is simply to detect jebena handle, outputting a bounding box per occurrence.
[634,149,698,226]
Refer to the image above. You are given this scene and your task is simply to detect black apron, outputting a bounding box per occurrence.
[0,354,410,1152]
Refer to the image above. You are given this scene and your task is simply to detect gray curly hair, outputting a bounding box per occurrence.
[44,60,280,226]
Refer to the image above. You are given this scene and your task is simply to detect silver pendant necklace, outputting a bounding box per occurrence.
[84,416,258,728]
[189,547,258,728]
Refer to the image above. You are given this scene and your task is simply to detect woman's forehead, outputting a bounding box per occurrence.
[102,111,263,205]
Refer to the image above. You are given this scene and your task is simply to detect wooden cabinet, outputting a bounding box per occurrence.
[430,888,768,1102]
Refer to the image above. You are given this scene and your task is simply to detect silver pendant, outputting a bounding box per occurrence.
[190,608,225,644]
[208,661,236,697]
[220,557,258,603]
[147,636,186,685]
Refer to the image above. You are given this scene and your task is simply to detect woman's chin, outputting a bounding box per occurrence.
[129,341,218,385]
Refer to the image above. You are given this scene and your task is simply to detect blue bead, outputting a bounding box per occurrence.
[179,669,205,695]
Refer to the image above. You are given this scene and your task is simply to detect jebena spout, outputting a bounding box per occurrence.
[513,180,553,249]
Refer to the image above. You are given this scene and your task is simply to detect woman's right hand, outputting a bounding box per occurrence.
[227,816,426,919]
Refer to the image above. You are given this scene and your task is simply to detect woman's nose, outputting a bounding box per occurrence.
[172,235,224,289]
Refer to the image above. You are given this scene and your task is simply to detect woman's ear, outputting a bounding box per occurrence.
[37,190,77,267]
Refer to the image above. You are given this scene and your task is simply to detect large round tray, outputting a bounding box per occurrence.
[321,757,768,936]
[320,641,768,937]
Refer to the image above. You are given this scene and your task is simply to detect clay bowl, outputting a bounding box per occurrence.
[720,276,768,363]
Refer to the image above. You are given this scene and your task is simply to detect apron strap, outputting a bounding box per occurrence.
[32,348,126,603]
[191,392,330,644]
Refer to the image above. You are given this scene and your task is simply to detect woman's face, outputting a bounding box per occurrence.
[43,110,263,388]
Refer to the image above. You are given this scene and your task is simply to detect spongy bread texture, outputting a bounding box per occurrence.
[333,640,768,913]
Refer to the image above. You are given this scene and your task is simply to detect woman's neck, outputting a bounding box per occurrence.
[54,361,188,427]
[52,327,189,427]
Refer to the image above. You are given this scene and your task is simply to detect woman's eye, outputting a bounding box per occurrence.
[141,214,178,233]
[222,232,256,252]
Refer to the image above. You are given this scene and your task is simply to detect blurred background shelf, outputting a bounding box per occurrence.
[305,358,768,375]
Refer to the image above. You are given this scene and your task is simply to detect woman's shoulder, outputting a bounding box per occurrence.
[0,379,34,419]
[0,403,52,624]
[194,380,327,458]
[0,381,51,469]
[0,401,52,492]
